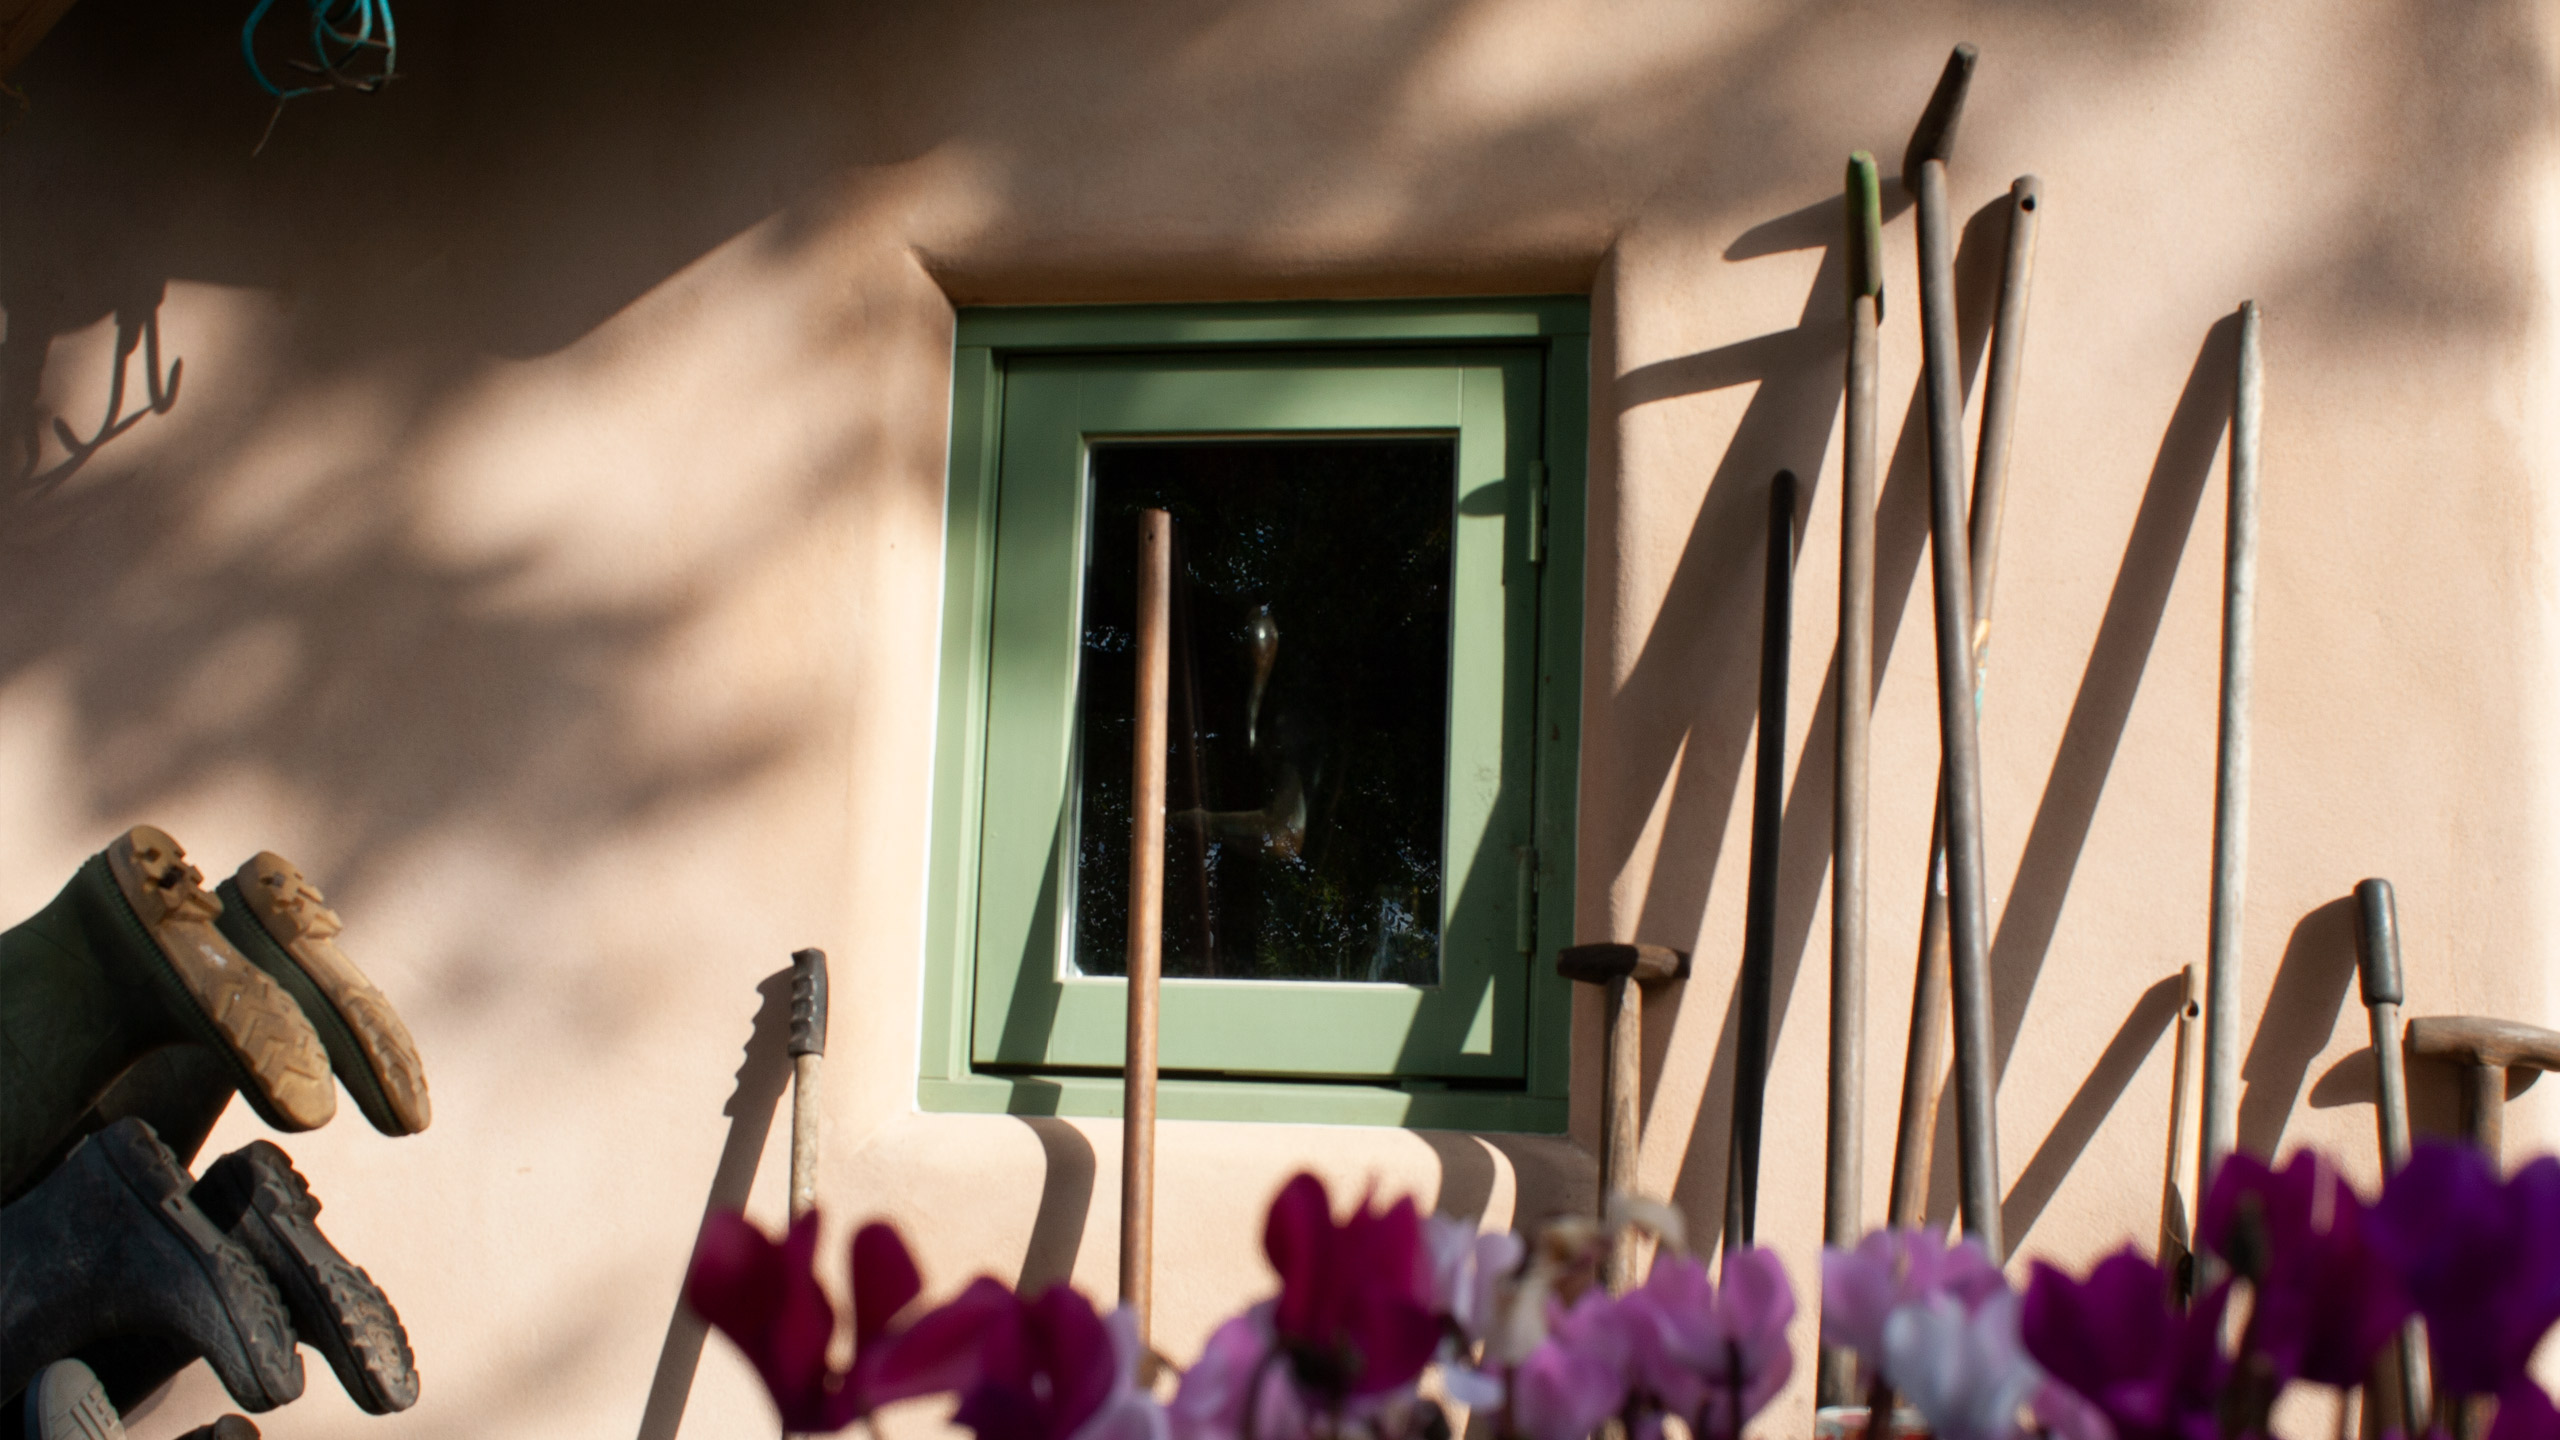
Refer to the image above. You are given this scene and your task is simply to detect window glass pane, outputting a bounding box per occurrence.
[1074,438,1454,985]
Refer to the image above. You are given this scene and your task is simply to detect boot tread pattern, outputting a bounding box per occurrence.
[232,855,431,1135]
[225,1143,420,1414]
[110,829,334,1131]
[104,1124,303,1408]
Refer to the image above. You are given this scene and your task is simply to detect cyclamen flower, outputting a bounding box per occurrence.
[1821,1227,2007,1376]
[2490,1380,2560,1440]
[2365,1145,2560,1400]
[941,1281,1166,1440]
[1621,1248,1797,1440]
[2018,1249,2230,1440]
[2194,1150,2408,1388]
[1424,1215,1522,1409]
[1170,1175,1443,1440]
[1512,1288,1636,1440]
[1882,1291,2040,1440]
[685,1213,981,1431]
[1264,1174,1442,1401]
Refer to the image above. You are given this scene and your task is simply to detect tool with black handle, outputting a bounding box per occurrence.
[2352,881,2428,1439]
[1725,469,1797,1255]
[788,947,829,1219]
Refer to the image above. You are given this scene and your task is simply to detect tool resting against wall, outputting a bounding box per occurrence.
[0,825,434,1437]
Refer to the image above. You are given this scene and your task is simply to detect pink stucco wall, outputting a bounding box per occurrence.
[4,2,2555,1437]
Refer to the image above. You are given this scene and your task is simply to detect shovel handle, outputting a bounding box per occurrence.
[1902,43,1979,179]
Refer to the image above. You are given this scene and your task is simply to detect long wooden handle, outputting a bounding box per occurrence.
[1121,510,1171,1341]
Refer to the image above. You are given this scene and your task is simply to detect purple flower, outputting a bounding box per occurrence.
[2195,1150,2409,1388]
[2018,1249,2230,1440]
[2490,1381,2560,1440]
[1264,1174,1442,1401]
[1621,1248,1797,1440]
[1513,1289,1636,1440]
[2366,1146,2560,1398]
[1822,1228,2006,1376]
[1882,1291,2040,1440]
[685,1212,976,1431]
[940,1281,1158,1440]
[1425,1214,1523,1346]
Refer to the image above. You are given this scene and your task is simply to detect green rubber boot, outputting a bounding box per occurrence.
[0,828,335,1199]
[217,854,429,1137]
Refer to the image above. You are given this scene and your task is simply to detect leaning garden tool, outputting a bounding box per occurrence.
[1558,941,1691,1293]
[2404,1015,2560,1167]
[1903,41,2004,1259]
[2199,301,2262,1186]
[2155,964,2199,1299]
[1123,509,1173,1344]
[1725,469,1797,1254]
[1821,152,1883,1410]
[787,948,828,1219]
[1886,145,2042,1239]
[2353,879,2428,1437]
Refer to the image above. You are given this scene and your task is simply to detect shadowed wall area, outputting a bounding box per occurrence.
[2,1,2555,1437]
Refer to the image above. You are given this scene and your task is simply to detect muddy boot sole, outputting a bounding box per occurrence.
[216,854,428,1137]
[196,1142,418,1414]
[103,829,333,1133]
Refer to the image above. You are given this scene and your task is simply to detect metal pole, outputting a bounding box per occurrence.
[1907,43,2003,1260]
[1821,152,1882,1411]
[787,948,829,1219]
[1725,469,1796,1252]
[1122,509,1171,1341]
[2200,301,2261,1184]
[2353,878,2428,1436]
[1887,167,2039,1235]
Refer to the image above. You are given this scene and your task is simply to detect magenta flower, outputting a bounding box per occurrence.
[936,1280,1163,1440]
[685,1212,976,1431]
[1621,1248,1796,1440]
[1263,1173,1442,1401]
[1822,1227,2006,1375]
[2195,1150,2409,1388]
[2018,1249,2230,1440]
[1513,1288,1636,1440]
[2490,1381,2560,1440]
[2366,1146,2560,1400]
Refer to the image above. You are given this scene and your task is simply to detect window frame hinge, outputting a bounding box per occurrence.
[1523,459,1548,568]
[1514,844,1539,955]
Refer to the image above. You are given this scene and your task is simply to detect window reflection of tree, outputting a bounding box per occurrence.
[1075,439,1452,987]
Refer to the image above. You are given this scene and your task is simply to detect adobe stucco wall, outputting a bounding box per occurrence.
[4,2,2556,1437]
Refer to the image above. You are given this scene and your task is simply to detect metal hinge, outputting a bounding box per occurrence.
[1523,460,1548,567]
[1515,844,1539,954]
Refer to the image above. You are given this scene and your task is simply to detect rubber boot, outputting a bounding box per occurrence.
[194,1142,418,1413]
[0,1120,302,1413]
[11,1360,122,1440]
[0,827,335,1198]
[79,1142,418,1416]
[216,854,430,1137]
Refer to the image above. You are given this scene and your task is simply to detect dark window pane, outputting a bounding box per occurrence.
[1075,438,1453,985]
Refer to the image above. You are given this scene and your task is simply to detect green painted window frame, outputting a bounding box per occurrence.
[918,298,1587,1132]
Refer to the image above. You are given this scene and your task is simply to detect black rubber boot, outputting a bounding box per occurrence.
[174,1421,257,1440]
[193,1142,418,1414]
[0,828,334,1199]
[0,1120,302,1413]
[216,854,430,1137]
